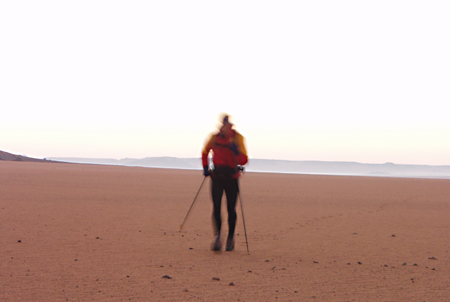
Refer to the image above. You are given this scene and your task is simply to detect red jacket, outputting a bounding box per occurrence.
[202,129,248,175]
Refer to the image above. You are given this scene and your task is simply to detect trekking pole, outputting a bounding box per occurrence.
[229,140,250,254]
[236,166,250,255]
[180,176,207,231]
[237,185,250,255]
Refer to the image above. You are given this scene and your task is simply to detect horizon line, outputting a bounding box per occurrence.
[46,155,450,167]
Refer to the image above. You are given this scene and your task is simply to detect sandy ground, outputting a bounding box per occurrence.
[1,161,449,301]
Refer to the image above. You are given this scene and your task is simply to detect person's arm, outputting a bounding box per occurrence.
[234,132,248,166]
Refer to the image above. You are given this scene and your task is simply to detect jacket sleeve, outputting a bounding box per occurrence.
[201,134,215,167]
[234,132,248,166]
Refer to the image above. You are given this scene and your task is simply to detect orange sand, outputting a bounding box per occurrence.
[1,161,449,301]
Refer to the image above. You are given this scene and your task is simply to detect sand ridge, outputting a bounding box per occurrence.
[1,161,449,301]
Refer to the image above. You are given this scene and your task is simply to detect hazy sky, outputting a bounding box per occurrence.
[1,1,449,165]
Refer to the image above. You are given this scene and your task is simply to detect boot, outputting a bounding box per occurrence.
[225,236,235,251]
[211,234,221,251]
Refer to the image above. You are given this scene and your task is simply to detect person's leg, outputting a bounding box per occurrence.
[224,178,238,250]
[211,178,224,235]
[211,178,224,251]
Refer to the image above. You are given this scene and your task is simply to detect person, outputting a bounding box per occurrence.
[201,114,248,251]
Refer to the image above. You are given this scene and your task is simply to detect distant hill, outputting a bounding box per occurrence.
[47,156,450,179]
[246,159,450,179]
[47,157,200,169]
[0,150,49,162]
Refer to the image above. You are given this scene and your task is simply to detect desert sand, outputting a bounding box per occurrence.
[1,161,449,301]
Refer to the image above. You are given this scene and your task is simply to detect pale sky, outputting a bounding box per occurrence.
[1,1,449,165]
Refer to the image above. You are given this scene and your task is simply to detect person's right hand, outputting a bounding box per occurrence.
[203,166,211,177]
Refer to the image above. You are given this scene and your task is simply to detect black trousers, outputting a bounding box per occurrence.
[211,177,238,239]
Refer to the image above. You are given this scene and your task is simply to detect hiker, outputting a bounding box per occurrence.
[202,114,248,251]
